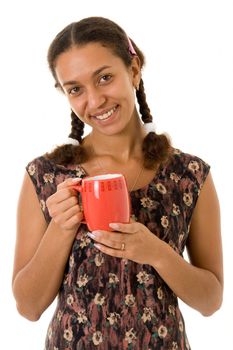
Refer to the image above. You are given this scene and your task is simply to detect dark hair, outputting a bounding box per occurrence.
[46,16,171,168]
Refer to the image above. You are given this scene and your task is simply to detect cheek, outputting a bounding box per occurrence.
[121,85,135,111]
[113,79,135,106]
[68,97,85,118]
[110,72,134,97]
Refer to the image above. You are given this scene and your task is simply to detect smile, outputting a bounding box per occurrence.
[94,106,118,121]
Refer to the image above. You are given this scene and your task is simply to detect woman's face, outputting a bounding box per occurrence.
[55,43,141,136]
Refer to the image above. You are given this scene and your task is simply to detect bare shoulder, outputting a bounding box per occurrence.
[187,172,223,285]
[12,172,48,282]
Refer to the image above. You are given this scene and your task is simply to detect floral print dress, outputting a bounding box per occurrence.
[26,149,210,350]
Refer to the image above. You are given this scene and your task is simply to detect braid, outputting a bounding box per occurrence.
[136,80,171,169]
[69,110,85,143]
[136,79,152,123]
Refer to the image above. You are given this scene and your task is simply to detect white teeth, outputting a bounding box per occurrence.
[95,107,116,120]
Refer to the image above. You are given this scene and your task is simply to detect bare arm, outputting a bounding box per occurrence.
[151,172,223,315]
[12,173,82,321]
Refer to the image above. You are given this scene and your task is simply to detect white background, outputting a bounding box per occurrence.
[0,0,232,349]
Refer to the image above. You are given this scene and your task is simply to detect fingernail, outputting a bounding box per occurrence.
[92,230,101,235]
[72,177,81,182]
[109,223,120,230]
[87,232,96,239]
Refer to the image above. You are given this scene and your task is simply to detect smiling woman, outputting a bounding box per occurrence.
[12,16,223,350]
[55,43,138,134]
[45,17,170,171]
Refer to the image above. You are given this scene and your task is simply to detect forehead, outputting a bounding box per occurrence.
[55,43,126,83]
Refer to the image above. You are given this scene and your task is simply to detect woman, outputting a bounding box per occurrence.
[12,17,223,349]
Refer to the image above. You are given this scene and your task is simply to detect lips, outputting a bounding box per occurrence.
[92,105,118,121]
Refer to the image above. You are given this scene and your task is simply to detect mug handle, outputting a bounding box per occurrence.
[72,184,82,192]
[72,184,87,225]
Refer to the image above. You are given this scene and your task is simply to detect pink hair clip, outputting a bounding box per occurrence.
[127,37,137,56]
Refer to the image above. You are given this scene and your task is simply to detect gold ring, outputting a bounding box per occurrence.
[121,242,125,251]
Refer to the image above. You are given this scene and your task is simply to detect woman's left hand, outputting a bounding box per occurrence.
[87,221,162,265]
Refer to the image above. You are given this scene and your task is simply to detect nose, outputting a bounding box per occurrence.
[87,86,106,111]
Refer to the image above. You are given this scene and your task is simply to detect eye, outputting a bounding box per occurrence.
[99,74,112,84]
[67,86,81,96]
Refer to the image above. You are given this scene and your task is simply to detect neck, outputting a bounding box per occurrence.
[88,117,146,163]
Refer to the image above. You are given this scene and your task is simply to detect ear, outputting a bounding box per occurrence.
[130,56,141,88]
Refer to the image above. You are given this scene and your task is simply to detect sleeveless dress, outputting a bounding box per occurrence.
[26,148,210,350]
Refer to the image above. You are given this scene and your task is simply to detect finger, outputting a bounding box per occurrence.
[89,230,127,242]
[57,177,82,190]
[108,222,139,233]
[48,187,79,206]
[94,243,125,258]
[49,196,80,218]
[59,204,83,223]
[59,213,83,231]
[54,204,83,226]
[87,231,125,250]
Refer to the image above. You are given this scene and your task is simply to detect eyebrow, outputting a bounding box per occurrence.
[62,65,112,87]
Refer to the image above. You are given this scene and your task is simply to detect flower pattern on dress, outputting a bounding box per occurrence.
[26,149,210,349]
[56,310,62,321]
[76,273,89,288]
[141,307,155,323]
[188,160,200,173]
[125,294,136,307]
[157,286,164,300]
[75,165,86,178]
[140,196,154,208]
[170,172,181,183]
[94,253,104,266]
[92,331,103,345]
[108,273,119,286]
[40,199,46,212]
[63,328,73,342]
[66,294,74,306]
[107,312,120,326]
[43,173,55,184]
[77,309,88,324]
[183,193,193,207]
[136,270,150,285]
[69,254,74,268]
[172,341,179,350]
[161,215,169,228]
[94,293,105,306]
[172,203,180,216]
[28,163,36,176]
[79,232,91,248]
[179,320,184,332]
[125,328,137,344]
[158,325,168,339]
[155,183,167,194]
[169,304,176,316]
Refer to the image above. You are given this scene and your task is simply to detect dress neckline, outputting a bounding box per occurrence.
[42,152,174,194]
[55,160,166,194]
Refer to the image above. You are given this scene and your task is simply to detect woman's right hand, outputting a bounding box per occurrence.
[46,178,84,236]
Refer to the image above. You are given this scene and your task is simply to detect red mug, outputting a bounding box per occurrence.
[73,173,131,231]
